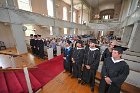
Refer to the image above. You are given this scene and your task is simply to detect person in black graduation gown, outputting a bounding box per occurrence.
[37,35,45,59]
[63,40,73,74]
[34,35,39,56]
[30,34,35,55]
[99,45,129,93]
[81,39,101,92]
[71,40,84,83]
[101,40,117,61]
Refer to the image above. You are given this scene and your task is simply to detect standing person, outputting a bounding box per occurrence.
[71,40,84,83]
[99,45,129,93]
[63,40,73,74]
[101,40,117,61]
[34,35,39,56]
[30,34,35,54]
[37,35,45,59]
[81,39,100,92]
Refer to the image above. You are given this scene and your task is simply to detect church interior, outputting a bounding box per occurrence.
[0,0,140,93]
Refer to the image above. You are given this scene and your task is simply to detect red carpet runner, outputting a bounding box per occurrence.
[30,54,64,86]
[0,55,64,93]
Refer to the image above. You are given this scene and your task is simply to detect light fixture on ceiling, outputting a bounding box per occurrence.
[94,0,100,19]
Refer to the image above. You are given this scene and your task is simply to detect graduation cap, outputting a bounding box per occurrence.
[90,39,98,44]
[66,40,71,45]
[30,34,33,36]
[76,40,83,45]
[113,45,128,54]
[34,35,37,38]
[38,35,41,37]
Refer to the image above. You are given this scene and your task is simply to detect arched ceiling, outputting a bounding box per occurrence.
[62,0,122,11]
[85,0,122,11]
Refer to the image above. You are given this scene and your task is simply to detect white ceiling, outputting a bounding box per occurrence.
[62,0,88,10]
[62,0,122,11]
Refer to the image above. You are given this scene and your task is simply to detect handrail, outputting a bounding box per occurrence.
[0,52,19,57]
[0,67,38,72]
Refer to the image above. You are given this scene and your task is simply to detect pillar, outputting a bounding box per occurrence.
[70,0,74,22]
[128,22,140,52]
[10,24,28,54]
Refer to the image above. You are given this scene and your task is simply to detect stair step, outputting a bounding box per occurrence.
[29,71,42,92]
[125,60,140,72]
[4,71,23,93]
[0,72,9,93]
[122,54,140,62]
[15,71,29,93]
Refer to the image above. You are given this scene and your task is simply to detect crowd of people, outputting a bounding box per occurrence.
[63,38,129,93]
[29,34,130,93]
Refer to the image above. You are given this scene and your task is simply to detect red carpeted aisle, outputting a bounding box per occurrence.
[30,54,64,86]
[0,55,64,93]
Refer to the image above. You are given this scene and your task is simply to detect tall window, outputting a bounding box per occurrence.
[47,0,54,17]
[64,28,67,34]
[50,26,53,35]
[103,15,110,19]
[63,7,67,20]
[74,29,76,34]
[18,0,32,11]
[73,11,76,23]
[24,25,35,36]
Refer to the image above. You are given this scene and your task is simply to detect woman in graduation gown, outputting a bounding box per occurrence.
[63,40,73,74]
[82,39,101,92]
[101,40,117,61]
[71,40,84,83]
[99,45,129,93]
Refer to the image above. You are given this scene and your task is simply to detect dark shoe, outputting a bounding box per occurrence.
[90,87,94,92]
[81,81,86,85]
[71,75,75,78]
[78,79,81,84]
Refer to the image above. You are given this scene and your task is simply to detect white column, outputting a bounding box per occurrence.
[52,26,60,36]
[70,28,74,35]
[70,0,74,22]
[78,29,82,35]
[53,0,56,18]
[128,22,140,52]
[10,24,28,54]
[121,26,133,44]
[81,3,83,24]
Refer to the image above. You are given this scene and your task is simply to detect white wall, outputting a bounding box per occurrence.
[0,22,15,48]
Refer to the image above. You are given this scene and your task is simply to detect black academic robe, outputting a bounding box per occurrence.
[37,39,45,58]
[63,47,73,73]
[101,48,112,61]
[82,47,100,88]
[30,38,35,54]
[34,39,39,55]
[99,57,129,93]
[72,48,84,78]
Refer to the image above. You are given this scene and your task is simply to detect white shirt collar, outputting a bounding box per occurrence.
[89,47,99,51]
[77,47,84,50]
[66,46,71,49]
[111,57,124,63]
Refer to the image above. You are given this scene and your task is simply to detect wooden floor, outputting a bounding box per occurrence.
[40,72,99,93]
[0,48,99,93]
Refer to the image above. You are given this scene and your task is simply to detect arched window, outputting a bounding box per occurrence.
[73,11,76,23]
[47,0,54,17]
[63,7,67,20]
[18,0,32,11]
